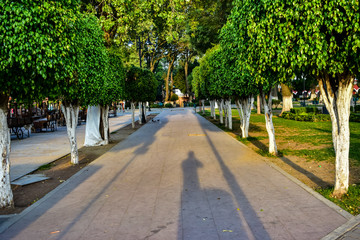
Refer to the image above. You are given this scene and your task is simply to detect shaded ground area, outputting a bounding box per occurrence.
[0,115,156,215]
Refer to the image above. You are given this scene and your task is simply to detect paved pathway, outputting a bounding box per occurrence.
[0,109,353,239]
[9,111,145,181]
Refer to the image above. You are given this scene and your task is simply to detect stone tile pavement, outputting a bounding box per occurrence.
[0,108,358,239]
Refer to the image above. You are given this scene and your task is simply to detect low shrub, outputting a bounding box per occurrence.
[351,105,360,112]
[281,111,330,122]
[272,99,281,108]
[164,103,173,108]
[290,107,320,115]
[350,113,360,122]
[150,103,163,108]
[170,94,179,101]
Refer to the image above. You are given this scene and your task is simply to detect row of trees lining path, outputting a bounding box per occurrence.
[0,1,157,208]
[1,0,358,207]
[193,1,360,198]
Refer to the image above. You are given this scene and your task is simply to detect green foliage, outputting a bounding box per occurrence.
[125,66,157,103]
[272,99,281,108]
[98,48,126,106]
[173,67,187,94]
[290,107,320,114]
[191,46,219,100]
[281,112,331,122]
[188,0,234,54]
[351,105,360,112]
[282,108,331,122]
[231,0,360,80]
[58,13,108,106]
[150,103,163,108]
[0,0,78,101]
[170,94,179,101]
[350,113,360,122]
[165,103,173,108]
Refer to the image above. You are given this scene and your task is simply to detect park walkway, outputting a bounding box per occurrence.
[9,111,145,181]
[0,108,353,239]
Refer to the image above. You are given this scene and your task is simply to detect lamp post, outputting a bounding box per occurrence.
[128,36,152,123]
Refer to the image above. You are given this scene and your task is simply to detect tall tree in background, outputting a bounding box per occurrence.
[188,0,233,54]
[125,66,157,127]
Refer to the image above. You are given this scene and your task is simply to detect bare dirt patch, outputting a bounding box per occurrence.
[0,114,156,215]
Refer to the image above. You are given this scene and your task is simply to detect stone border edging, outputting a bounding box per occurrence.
[321,215,360,240]
[0,161,94,234]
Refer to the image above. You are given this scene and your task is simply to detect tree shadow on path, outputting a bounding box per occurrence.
[180,151,258,240]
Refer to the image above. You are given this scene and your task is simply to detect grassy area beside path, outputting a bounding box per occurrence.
[200,109,360,215]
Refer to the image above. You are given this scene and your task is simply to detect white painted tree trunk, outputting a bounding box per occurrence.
[281,96,293,114]
[144,102,147,116]
[138,102,142,125]
[257,95,261,114]
[235,100,244,130]
[84,105,103,147]
[131,101,135,128]
[318,74,354,197]
[61,103,80,164]
[225,99,232,130]
[213,100,217,120]
[217,100,223,124]
[260,91,278,155]
[201,100,205,114]
[101,105,110,145]
[223,100,228,128]
[0,103,13,208]
[236,96,253,138]
[210,100,216,119]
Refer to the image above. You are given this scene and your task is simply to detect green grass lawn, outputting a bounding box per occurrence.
[207,109,360,164]
[200,108,360,215]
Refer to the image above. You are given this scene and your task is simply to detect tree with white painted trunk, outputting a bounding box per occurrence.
[192,47,219,116]
[235,96,254,138]
[57,14,108,164]
[221,1,288,155]
[259,87,278,155]
[95,49,125,145]
[217,100,224,124]
[230,0,360,197]
[0,0,78,208]
[125,66,157,128]
[206,44,258,134]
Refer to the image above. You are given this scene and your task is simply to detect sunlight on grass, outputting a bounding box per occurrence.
[316,185,360,215]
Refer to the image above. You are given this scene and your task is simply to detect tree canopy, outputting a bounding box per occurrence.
[0,0,79,102]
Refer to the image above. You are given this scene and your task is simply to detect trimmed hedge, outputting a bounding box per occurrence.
[165,103,173,108]
[150,103,163,108]
[350,105,360,112]
[282,112,330,122]
[283,108,360,122]
[290,107,320,114]
[350,113,360,122]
